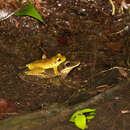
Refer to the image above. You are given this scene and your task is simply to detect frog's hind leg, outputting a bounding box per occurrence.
[24,68,45,76]
[53,67,60,75]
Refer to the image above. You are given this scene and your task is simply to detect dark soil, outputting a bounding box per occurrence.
[0,0,130,129]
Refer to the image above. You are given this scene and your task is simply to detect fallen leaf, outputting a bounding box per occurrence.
[0,98,18,119]
[87,91,97,95]
[118,68,128,78]
[96,85,112,92]
[106,41,122,51]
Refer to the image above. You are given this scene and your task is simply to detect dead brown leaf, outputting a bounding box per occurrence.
[0,98,18,119]
[106,41,122,51]
[118,68,128,78]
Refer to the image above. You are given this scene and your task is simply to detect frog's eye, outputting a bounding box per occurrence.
[57,58,61,62]
[65,62,70,66]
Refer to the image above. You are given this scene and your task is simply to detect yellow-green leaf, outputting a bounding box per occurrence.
[75,115,88,130]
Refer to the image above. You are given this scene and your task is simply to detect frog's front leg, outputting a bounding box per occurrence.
[24,68,45,76]
[53,67,60,75]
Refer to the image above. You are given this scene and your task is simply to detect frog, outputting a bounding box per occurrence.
[18,60,80,86]
[25,53,66,76]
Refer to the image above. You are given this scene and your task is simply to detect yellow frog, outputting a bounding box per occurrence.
[25,53,66,75]
[18,60,80,85]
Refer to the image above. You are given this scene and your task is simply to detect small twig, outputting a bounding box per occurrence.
[96,66,130,75]
[0,112,18,115]
[0,9,20,21]
[121,110,130,114]
[109,0,115,15]
[111,26,129,35]
[96,84,110,89]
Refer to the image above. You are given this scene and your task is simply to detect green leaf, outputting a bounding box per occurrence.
[86,115,95,120]
[75,115,88,130]
[15,2,44,23]
[89,112,96,116]
[80,108,96,114]
[69,108,96,122]
[69,110,82,122]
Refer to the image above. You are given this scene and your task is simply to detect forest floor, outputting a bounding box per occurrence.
[0,0,130,129]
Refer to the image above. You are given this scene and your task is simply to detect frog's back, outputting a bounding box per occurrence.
[26,53,66,70]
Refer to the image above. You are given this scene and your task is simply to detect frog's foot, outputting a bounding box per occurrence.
[26,64,33,70]
[53,67,60,75]
[42,54,47,59]
[24,68,45,76]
